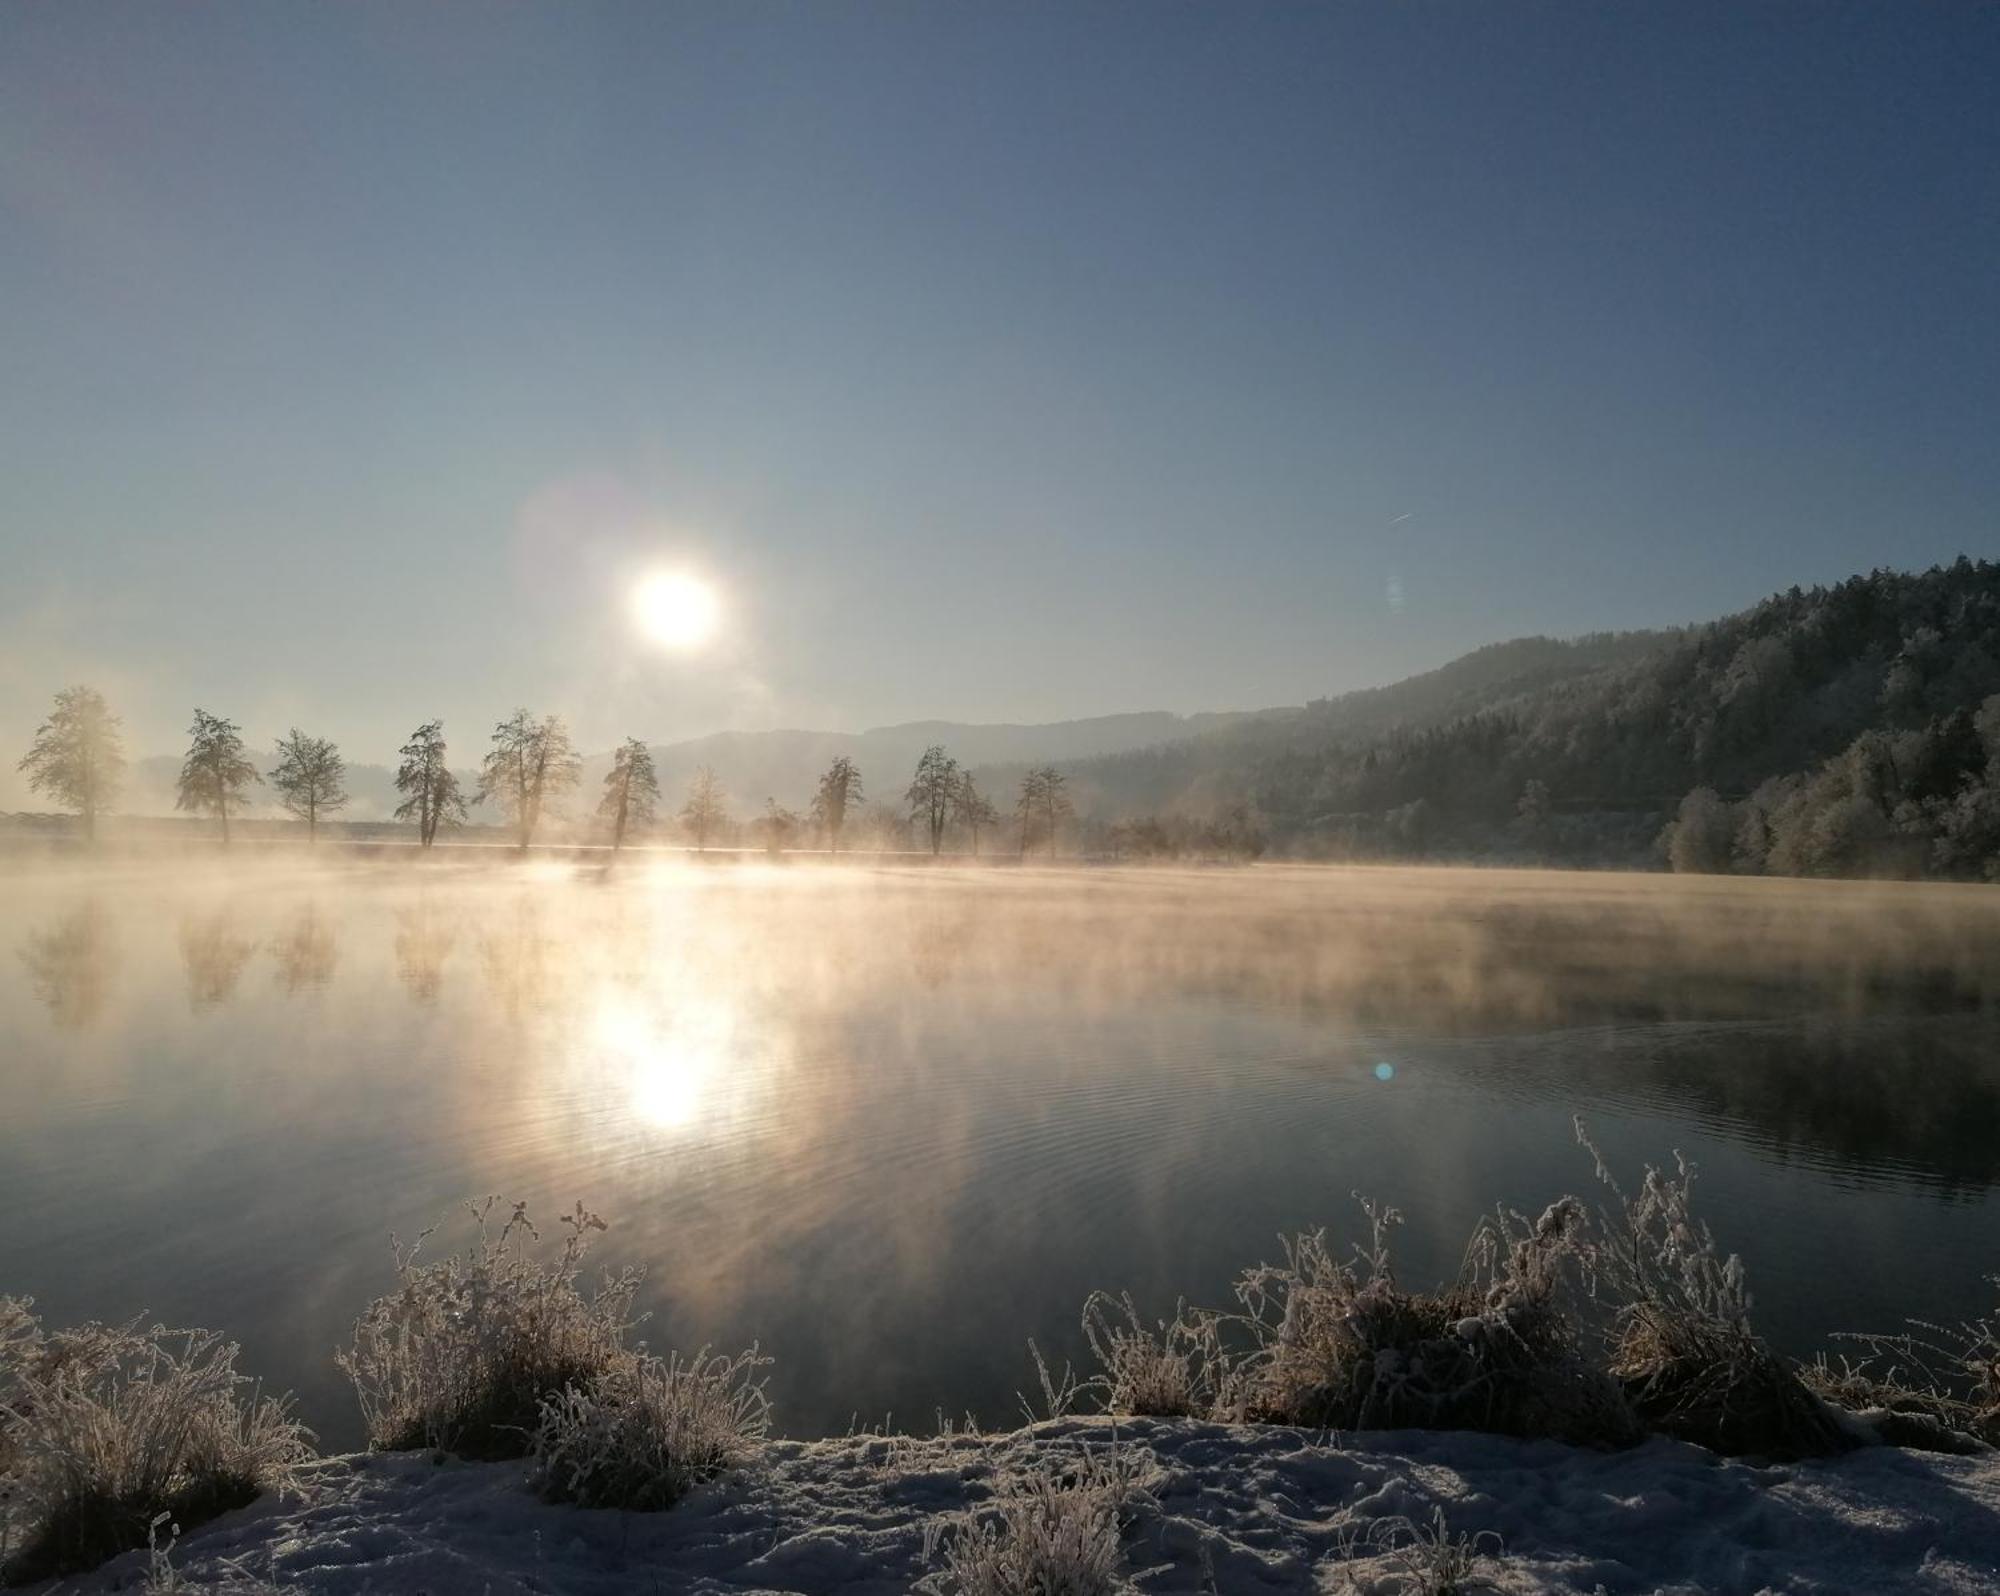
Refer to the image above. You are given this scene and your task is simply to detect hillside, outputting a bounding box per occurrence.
[1062,560,2000,879]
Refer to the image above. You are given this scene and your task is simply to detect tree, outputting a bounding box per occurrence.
[811,755,865,853]
[1015,765,1073,858]
[394,720,468,847]
[176,709,261,842]
[477,709,580,850]
[268,730,348,842]
[952,770,999,856]
[1662,787,1739,874]
[906,744,959,855]
[598,738,661,851]
[17,685,125,841]
[681,765,727,852]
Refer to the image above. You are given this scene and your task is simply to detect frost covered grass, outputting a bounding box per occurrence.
[920,1443,1147,1596]
[1077,1128,1870,1461]
[1808,1275,2000,1453]
[0,1301,311,1586]
[1333,1505,1504,1595]
[531,1344,771,1511]
[1576,1122,1851,1459]
[337,1199,640,1459]
[1079,1194,1637,1450]
[1078,1293,1233,1420]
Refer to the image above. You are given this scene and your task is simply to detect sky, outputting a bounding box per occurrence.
[3,2,1997,779]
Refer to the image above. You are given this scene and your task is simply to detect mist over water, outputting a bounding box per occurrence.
[4,855,1999,1450]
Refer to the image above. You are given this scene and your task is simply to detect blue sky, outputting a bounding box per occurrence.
[3,2,1996,773]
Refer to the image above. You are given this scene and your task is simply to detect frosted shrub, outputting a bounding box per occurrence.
[1231,1196,1634,1444]
[0,1305,311,1584]
[922,1447,1143,1596]
[531,1345,770,1511]
[1576,1120,1848,1458]
[338,1199,640,1458]
[1079,1293,1236,1420]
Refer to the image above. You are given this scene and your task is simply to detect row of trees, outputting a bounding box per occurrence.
[16,692,1083,857]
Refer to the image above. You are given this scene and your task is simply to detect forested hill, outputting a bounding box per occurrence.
[1052,560,2000,877]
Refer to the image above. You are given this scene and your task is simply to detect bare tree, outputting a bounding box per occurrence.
[810,755,864,854]
[906,744,959,855]
[952,769,999,856]
[394,720,468,847]
[681,765,727,852]
[17,685,125,841]
[176,709,261,842]
[477,709,581,851]
[1015,765,1073,859]
[269,730,348,843]
[598,737,661,851]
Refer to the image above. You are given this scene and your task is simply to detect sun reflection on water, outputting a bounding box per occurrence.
[590,988,742,1132]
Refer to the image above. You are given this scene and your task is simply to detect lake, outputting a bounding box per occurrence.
[4,855,1998,1450]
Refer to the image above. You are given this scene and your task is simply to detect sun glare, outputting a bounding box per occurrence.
[632,570,721,652]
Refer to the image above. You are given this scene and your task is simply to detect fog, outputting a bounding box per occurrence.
[5,853,1999,1447]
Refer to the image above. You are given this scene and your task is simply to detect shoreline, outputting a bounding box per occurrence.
[34,1417,2000,1595]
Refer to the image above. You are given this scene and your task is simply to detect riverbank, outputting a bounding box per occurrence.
[35,1417,2000,1595]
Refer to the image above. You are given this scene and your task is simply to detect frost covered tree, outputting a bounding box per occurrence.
[477,709,580,851]
[907,745,959,855]
[598,737,660,851]
[1015,765,1073,859]
[680,765,727,852]
[953,770,999,856]
[16,685,125,841]
[810,755,864,853]
[176,709,261,843]
[269,730,348,842]
[394,720,468,847]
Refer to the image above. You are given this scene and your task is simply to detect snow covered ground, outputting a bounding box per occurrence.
[41,1417,2000,1595]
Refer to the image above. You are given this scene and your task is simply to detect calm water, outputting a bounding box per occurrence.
[4,856,1999,1449]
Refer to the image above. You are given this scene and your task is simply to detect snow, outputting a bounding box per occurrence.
[43,1418,2000,1595]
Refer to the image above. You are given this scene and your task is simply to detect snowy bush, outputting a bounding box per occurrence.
[531,1345,770,1511]
[921,1446,1144,1596]
[0,1304,311,1584]
[1576,1120,1849,1458]
[338,1198,640,1458]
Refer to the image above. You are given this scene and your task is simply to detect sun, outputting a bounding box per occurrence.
[632,570,721,652]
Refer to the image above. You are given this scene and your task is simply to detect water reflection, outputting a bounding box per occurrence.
[178,909,258,1011]
[18,902,115,1030]
[394,903,456,1003]
[271,904,339,995]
